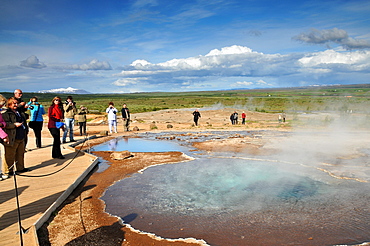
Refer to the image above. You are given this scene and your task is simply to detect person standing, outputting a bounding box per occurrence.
[63,96,77,143]
[48,97,65,159]
[77,105,88,136]
[121,103,130,131]
[0,94,10,180]
[230,111,238,125]
[27,97,45,148]
[241,111,246,125]
[1,97,29,178]
[106,102,118,133]
[14,89,29,116]
[14,89,29,149]
[192,109,201,126]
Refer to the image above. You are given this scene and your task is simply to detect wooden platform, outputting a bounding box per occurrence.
[0,135,99,246]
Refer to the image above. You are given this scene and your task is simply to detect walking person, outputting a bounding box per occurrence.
[106,102,118,133]
[77,105,88,136]
[27,96,45,148]
[48,97,65,159]
[1,97,29,179]
[192,109,201,126]
[121,103,130,131]
[63,96,77,143]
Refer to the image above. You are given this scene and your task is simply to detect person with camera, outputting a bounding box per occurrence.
[27,96,45,148]
[62,95,77,143]
[106,102,118,134]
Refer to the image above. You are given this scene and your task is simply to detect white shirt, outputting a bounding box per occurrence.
[106,106,118,121]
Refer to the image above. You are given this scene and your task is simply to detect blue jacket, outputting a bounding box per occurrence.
[27,103,45,122]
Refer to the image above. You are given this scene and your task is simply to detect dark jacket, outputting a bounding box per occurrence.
[121,107,130,119]
[1,108,27,146]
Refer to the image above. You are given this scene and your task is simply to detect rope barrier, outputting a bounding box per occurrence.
[8,130,95,245]
[17,134,89,178]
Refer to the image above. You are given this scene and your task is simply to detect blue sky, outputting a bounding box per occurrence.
[1,0,370,93]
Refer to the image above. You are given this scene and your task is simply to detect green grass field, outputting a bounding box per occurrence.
[2,84,370,114]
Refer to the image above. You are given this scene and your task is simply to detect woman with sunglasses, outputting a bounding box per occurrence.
[48,97,65,159]
[1,97,28,178]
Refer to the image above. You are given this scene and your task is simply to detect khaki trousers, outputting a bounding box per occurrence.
[2,139,25,174]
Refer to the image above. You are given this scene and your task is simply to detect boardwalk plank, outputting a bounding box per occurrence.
[0,135,98,246]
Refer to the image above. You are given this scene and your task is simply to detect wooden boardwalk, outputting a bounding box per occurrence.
[0,135,99,246]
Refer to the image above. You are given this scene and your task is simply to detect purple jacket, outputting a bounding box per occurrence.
[0,113,7,140]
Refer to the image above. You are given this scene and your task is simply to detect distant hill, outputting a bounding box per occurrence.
[38,87,91,94]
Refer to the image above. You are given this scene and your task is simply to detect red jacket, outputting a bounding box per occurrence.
[48,104,64,128]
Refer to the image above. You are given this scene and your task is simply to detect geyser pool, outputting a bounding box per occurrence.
[102,157,370,246]
[92,137,188,152]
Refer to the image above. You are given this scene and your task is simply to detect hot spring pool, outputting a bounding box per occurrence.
[92,137,189,152]
[102,157,370,246]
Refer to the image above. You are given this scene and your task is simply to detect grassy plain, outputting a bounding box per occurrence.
[2,84,370,114]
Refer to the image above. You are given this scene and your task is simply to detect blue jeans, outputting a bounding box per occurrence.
[63,118,75,141]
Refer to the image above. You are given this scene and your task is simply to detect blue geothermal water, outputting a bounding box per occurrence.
[92,137,188,152]
[102,157,370,246]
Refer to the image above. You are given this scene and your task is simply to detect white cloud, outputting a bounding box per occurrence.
[205,45,255,56]
[65,59,112,70]
[232,79,272,88]
[298,49,370,72]
[20,55,46,69]
[2,44,370,93]
[112,45,370,90]
[234,81,254,86]
[130,59,152,67]
[256,79,270,85]
[113,78,142,86]
[116,45,293,81]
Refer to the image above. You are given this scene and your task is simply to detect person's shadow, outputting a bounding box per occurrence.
[121,213,138,224]
[0,185,29,205]
[64,221,126,246]
[0,191,64,231]
[63,214,138,245]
